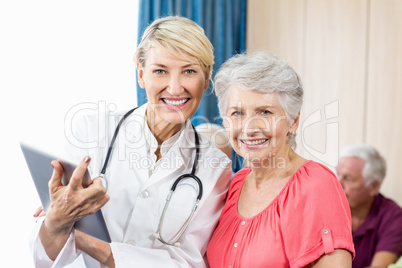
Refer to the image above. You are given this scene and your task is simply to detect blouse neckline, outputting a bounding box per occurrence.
[235,160,313,221]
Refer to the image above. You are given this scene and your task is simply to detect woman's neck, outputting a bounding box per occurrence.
[146,108,184,146]
[249,148,304,186]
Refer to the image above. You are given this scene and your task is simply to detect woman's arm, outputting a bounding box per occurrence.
[311,249,352,268]
[75,230,115,268]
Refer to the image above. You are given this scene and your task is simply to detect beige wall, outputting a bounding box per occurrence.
[247,0,402,205]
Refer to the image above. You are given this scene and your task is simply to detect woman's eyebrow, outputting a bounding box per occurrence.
[255,105,277,110]
[149,63,200,68]
[149,63,167,68]
[182,63,200,68]
[227,105,277,110]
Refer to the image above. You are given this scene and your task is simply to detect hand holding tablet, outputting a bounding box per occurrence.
[20,142,111,242]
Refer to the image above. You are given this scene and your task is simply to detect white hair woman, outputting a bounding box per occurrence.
[30,16,231,268]
[207,51,355,267]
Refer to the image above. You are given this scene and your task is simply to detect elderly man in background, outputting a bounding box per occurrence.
[337,144,402,268]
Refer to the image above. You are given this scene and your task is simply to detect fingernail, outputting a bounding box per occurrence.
[84,156,91,163]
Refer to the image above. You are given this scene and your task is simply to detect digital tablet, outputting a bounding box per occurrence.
[20,141,111,242]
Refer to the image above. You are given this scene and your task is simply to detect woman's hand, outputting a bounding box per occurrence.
[39,156,110,260]
[33,206,45,217]
[45,156,109,233]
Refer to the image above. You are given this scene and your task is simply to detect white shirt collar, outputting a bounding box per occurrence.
[143,115,184,158]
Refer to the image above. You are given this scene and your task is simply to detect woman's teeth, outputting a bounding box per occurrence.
[163,99,188,106]
[242,139,267,145]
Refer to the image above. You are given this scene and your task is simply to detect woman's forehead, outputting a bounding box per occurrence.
[145,46,201,66]
[228,87,280,104]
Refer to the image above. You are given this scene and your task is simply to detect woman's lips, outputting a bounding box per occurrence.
[240,138,269,148]
[161,98,190,110]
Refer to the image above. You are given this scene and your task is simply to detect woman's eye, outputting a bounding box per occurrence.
[261,110,271,115]
[153,69,166,75]
[184,69,196,75]
[232,111,242,116]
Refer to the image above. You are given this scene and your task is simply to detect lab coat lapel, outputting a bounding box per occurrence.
[143,121,196,189]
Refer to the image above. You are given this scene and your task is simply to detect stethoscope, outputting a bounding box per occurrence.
[100,107,203,247]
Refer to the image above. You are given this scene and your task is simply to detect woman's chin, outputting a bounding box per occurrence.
[159,114,188,125]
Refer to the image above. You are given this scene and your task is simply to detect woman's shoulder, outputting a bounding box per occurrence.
[233,166,251,179]
[296,160,337,179]
[290,160,340,192]
[222,166,250,202]
[231,167,251,187]
[72,105,145,128]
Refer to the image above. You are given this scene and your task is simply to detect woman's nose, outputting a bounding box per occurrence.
[241,123,263,137]
[167,75,184,95]
[241,126,259,136]
[241,117,266,135]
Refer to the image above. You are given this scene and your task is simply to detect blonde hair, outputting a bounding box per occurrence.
[135,16,214,78]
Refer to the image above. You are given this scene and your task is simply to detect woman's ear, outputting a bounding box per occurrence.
[137,63,145,88]
[204,66,211,91]
[289,111,301,133]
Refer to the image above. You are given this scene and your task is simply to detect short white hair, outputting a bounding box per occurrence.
[214,51,303,149]
[339,144,386,185]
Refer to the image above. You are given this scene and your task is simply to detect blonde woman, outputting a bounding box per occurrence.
[30,16,231,267]
[207,51,355,267]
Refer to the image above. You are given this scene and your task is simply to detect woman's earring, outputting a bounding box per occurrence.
[288,131,296,135]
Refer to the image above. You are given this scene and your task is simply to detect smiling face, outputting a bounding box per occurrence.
[224,86,298,165]
[137,46,209,127]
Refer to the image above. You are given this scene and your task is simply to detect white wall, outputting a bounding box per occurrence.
[0,1,138,266]
[247,0,402,206]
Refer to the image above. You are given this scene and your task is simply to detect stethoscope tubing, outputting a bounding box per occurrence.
[100,107,203,247]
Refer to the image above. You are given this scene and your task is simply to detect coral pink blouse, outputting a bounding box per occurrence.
[207,161,355,268]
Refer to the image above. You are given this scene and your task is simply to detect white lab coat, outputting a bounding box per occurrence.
[30,104,232,268]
